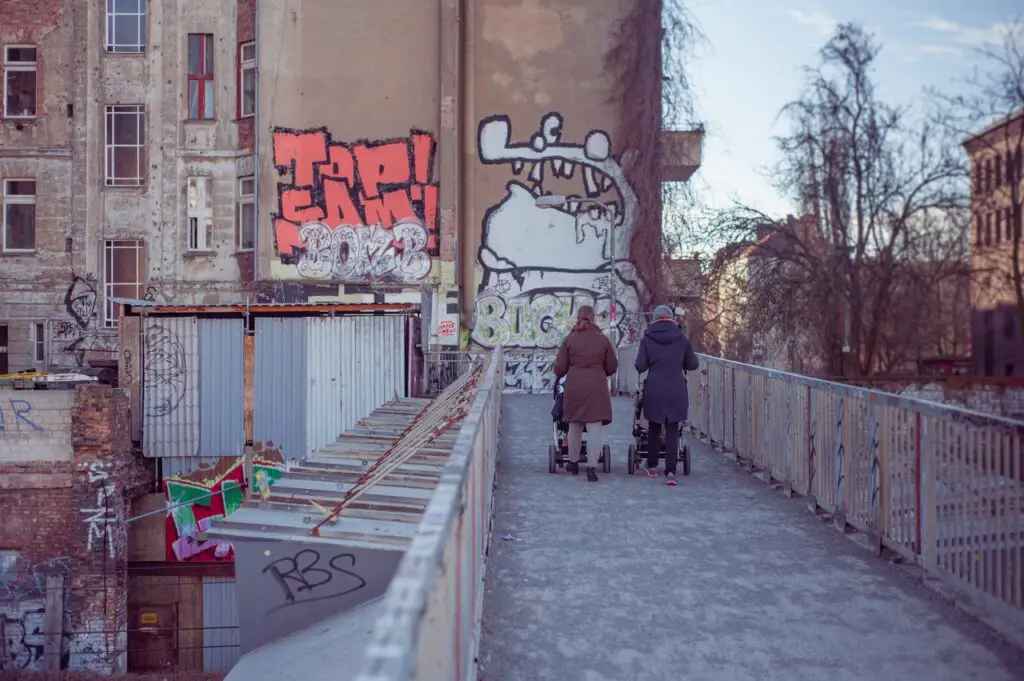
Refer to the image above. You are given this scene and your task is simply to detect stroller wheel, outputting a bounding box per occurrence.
[682,445,692,476]
[601,444,611,473]
[548,444,558,474]
[627,444,636,475]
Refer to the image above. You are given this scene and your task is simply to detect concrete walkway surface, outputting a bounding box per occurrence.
[477,395,1024,681]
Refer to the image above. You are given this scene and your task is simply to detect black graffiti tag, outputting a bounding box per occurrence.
[262,549,367,613]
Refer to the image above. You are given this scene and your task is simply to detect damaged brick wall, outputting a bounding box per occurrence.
[0,384,153,673]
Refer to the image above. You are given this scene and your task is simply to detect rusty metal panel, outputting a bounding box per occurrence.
[254,317,307,462]
[243,334,254,442]
[118,315,142,440]
[198,319,245,459]
[202,576,240,672]
[143,316,199,458]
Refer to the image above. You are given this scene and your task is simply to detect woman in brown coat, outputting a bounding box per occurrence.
[553,306,618,481]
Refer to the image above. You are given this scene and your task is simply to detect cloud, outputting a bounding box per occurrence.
[787,9,839,38]
[917,44,963,57]
[914,16,1020,47]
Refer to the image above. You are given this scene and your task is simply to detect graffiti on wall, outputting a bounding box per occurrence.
[80,462,119,559]
[0,602,44,670]
[272,127,438,282]
[473,112,644,352]
[53,274,117,367]
[0,398,43,432]
[142,324,187,418]
[164,446,286,562]
[503,352,556,393]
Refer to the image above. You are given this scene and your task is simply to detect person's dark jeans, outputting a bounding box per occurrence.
[647,420,680,474]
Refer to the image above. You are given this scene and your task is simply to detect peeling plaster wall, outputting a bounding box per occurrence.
[1,0,251,374]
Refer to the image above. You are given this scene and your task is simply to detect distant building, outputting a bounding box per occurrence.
[963,106,1024,377]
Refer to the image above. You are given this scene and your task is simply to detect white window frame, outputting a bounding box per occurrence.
[32,322,45,363]
[105,0,147,53]
[2,179,36,253]
[187,176,214,251]
[2,45,37,119]
[239,42,256,118]
[102,239,145,328]
[237,176,255,251]
[104,104,146,187]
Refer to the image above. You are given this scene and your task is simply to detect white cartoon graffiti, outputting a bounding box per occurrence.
[295,220,431,282]
[474,112,644,349]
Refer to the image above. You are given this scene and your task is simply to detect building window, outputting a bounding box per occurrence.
[0,325,7,374]
[106,0,147,53]
[104,104,146,186]
[2,180,35,252]
[32,322,45,363]
[995,210,1002,243]
[985,158,992,192]
[3,46,37,118]
[186,177,213,251]
[187,34,214,120]
[237,176,255,250]
[995,155,1003,186]
[985,212,992,246]
[103,240,145,327]
[1005,207,1013,241]
[238,42,255,118]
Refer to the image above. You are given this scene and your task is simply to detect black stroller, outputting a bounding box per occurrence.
[547,376,611,474]
[625,375,691,475]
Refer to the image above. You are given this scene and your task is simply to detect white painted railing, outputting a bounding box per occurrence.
[687,354,1024,630]
[354,347,503,681]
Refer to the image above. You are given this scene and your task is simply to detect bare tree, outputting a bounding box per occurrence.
[931,19,1024,359]
[689,24,970,376]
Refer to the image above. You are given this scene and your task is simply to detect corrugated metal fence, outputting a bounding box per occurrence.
[141,314,408,470]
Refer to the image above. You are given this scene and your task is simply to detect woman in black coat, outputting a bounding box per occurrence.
[634,305,699,485]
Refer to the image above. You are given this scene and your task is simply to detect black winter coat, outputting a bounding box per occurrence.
[635,320,699,424]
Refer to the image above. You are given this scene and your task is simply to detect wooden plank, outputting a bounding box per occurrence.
[243,333,254,442]
[119,315,142,441]
[42,575,64,671]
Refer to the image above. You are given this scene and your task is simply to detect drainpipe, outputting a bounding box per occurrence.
[458,0,475,335]
[438,0,461,340]
[251,0,261,285]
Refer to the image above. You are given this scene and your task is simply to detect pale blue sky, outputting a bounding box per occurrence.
[685,0,1023,218]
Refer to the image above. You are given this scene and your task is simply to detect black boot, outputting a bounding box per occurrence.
[566,461,579,475]
[586,467,598,482]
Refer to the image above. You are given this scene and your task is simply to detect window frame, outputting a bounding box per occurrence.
[102,239,145,328]
[186,176,214,251]
[105,0,148,53]
[2,179,37,253]
[32,322,45,363]
[187,33,215,120]
[236,176,255,251]
[2,45,38,119]
[104,104,146,187]
[238,42,256,119]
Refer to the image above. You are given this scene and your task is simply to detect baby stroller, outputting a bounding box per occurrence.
[625,375,691,475]
[547,376,611,474]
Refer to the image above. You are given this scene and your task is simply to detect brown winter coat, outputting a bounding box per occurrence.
[553,324,618,424]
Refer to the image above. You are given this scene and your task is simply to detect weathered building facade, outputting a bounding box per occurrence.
[1,0,702,382]
[965,107,1024,377]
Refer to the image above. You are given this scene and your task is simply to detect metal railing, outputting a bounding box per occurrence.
[354,347,503,681]
[686,354,1024,630]
[420,350,487,397]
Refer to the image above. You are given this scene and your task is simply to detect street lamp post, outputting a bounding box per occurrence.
[535,194,617,339]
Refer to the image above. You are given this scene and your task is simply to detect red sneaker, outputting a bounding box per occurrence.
[665,472,677,486]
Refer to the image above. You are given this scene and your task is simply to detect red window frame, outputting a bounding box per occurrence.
[187,33,214,120]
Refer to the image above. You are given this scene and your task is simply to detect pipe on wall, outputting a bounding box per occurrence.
[457,0,476,335]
